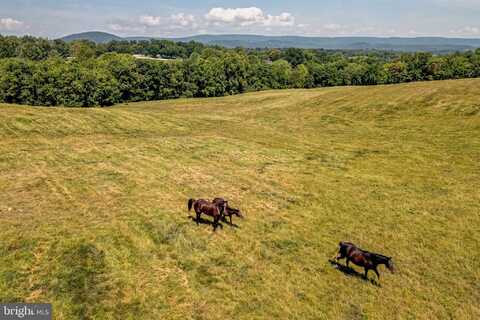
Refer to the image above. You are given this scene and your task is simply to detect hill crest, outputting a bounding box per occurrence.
[60,31,480,52]
[60,31,123,43]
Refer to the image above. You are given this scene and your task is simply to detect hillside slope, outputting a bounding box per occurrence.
[0,79,479,319]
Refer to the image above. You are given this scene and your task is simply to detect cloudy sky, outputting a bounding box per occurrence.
[1,0,480,38]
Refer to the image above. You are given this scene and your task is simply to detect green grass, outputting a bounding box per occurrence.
[0,79,479,319]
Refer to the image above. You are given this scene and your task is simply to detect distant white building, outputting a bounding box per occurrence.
[132,54,175,61]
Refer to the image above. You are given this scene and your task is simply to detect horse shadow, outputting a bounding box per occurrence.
[187,216,224,229]
[329,259,380,286]
[220,217,241,229]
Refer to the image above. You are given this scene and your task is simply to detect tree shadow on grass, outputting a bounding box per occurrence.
[329,259,380,287]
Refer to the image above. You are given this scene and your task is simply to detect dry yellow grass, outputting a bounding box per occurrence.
[0,79,479,319]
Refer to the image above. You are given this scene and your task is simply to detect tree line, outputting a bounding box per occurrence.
[1,35,479,107]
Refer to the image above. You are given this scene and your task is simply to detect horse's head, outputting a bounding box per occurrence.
[212,198,226,213]
[230,207,244,219]
[385,257,395,273]
[220,201,228,214]
[213,198,225,205]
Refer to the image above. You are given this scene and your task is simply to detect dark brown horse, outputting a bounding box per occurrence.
[212,198,244,225]
[334,242,395,281]
[188,198,227,231]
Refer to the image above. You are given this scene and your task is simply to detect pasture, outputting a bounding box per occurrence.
[0,79,479,319]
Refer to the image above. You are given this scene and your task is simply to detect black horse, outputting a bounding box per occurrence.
[334,242,395,281]
[212,198,244,225]
[188,198,227,231]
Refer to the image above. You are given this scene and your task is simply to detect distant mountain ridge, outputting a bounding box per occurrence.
[60,31,480,52]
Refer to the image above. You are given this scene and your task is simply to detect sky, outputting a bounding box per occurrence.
[1,0,480,38]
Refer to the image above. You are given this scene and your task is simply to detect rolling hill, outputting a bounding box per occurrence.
[60,31,124,43]
[154,34,480,52]
[60,31,480,52]
[0,79,479,319]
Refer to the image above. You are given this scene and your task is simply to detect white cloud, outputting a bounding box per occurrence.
[108,7,295,35]
[433,0,480,9]
[109,13,198,34]
[108,18,147,33]
[138,13,196,29]
[206,7,263,25]
[309,24,376,35]
[263,13,295,27]
[205,7,295,27]
[450,26,480,36]
[323,24,344,32]
[108,23,144,33]
[139,15,162,27]
[170,13,196,28]
[299,24,415,37]
[0,18,24,30]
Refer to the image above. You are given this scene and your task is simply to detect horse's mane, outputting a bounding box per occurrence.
[368,252,391,262]
[339,242,391,261]
[339,241,356,247]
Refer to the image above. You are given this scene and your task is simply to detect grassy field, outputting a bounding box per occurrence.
[0,79,479,319]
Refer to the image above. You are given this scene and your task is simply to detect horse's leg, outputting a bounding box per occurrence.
[346,258,350,267]
[364,268,369,280]
[334,251,344,261]
[213,216,219,231]
[196,211,201,225]
[230,215,233,225]
[374,267,380,280]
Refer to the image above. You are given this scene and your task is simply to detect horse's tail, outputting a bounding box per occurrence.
[188,199,195,211]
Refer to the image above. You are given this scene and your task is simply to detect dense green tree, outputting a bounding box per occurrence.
[32,58,64,106]
[402,52,432,81]
[290,64,311,88]
[0,58,36,104]
[271,59,292,89]
[196,56,227,97]
[267,49,282,62]
[51,40,70,58]
[180,52,201,97]
[71,40,97,61]
[471,51,480,77]
[283,48,308,66]
[382,61,408,83]
[223,52,248,94]
[427,57,449,80]
[448,55,474,78]
[0,36,20,58]
[245,56,274,91]
[0,35,479,107]
[343,63,368,85]
[137,59,184,100]
[93,69,121,106]
[17,36,52,61]
[58,62,98,107]
[98,53,142,101]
